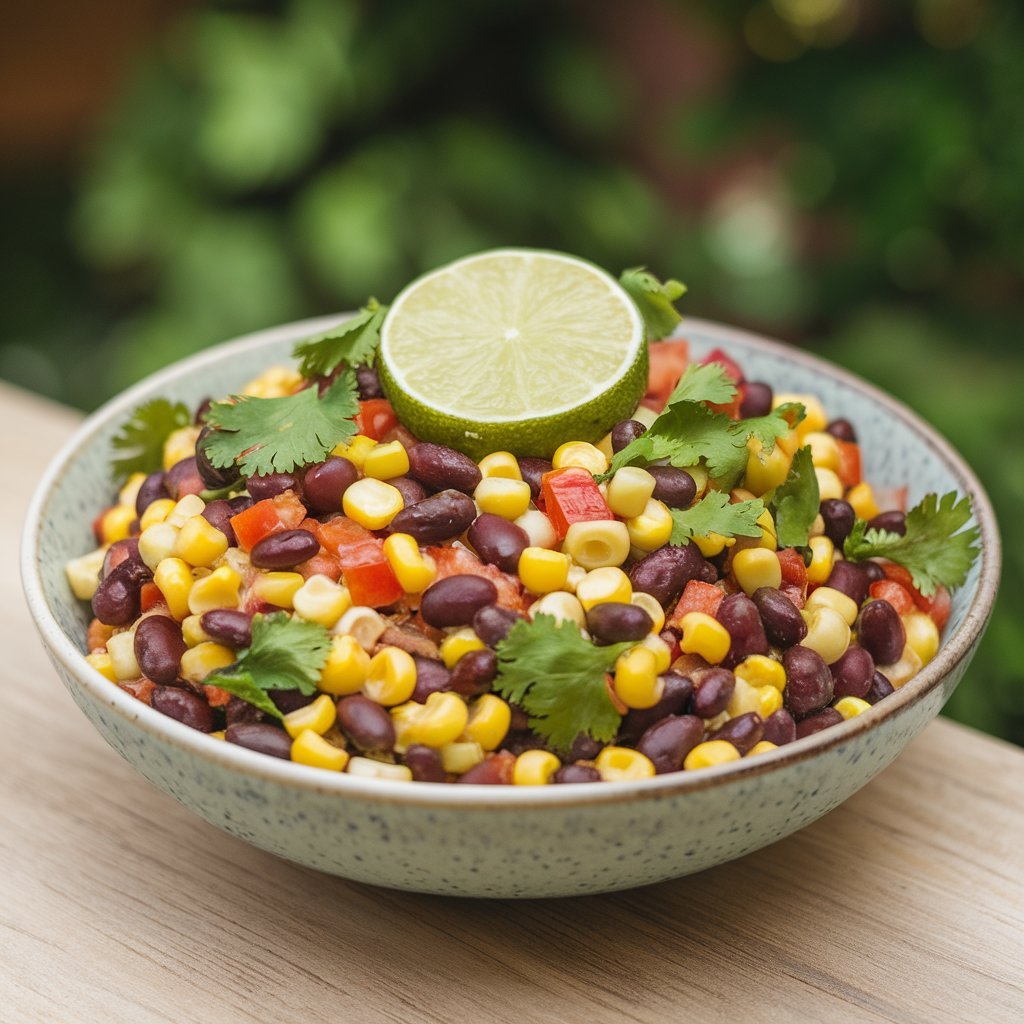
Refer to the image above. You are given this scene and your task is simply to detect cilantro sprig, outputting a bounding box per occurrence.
[110,398,192,481]
[618,267,687,341]
[293,298,388,379]
[204,613,331,720]
[769,445,820,548]
[843,491,979,597]
[494,614,633,754]
[669,491,764,546]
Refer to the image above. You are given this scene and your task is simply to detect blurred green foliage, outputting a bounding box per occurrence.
[1,0,1021,743]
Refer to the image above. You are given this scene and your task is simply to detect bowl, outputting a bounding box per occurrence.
[21,316,1000,898]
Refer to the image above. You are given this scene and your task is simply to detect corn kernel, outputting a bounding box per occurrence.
[364,646,417,706]
[614,646,663,709]
[346,757,414,781]
[757,684,784,718]
[180,641,234,683]
[800,607,851,664]
[293,574,352,628]
[805,586,859,626]
[631,404,660,428]
[808,513,826,538]
[878,642,923,688]
[630,591,665,633]
[805,431,841,472]
[139,522,180,570]
[552,440,608,476]
[748,740,778,757]
[745,438,792,495]
[684,739,741,771]
[833,696,872,720]
[692,531,735,558]
[382,533,437,594]
[412,691,469,748]
[166,493,206,528]
[117,473,148,509]
[595,746,656,781]
[331,434,377,468]
[478,451,522,480]
[175,515,229,568]
[320,634,371,696]
[250,570,303,610]
[440,628,485,668]
[463,694,511,751]
[513,749,561,785]
[682,463,709,497]
[332,605,386,650]
[139,498,176,531]
[188,565,243,616]
[154,557,194,620]
[564,519,631,569]
[732,548,782,596]
[625,499,673,552]
[564,563,587,594]
[181,614,212,648]
[596,431,615,461]
[606,467,657,519]
[209,730,226,741]
[678,612,731,665]
[815,467,844,502]
[776,428,800,457]
[389,701,423,751]
[474,477,532,520]
[726,677,762,718]
[514,509,559,549]
[100,505,136,544]
[362,440,410,481]
[846,482,880,521]
[903,612,940,667]
[575,566,632,611]
[529,592,586,628]
[806,535,835,585]
[440,741,485,775]
[518,547,570,594]
[291,729,349,771]
[65,546,108,600]
[86,651,117,682]
[106,630,141,680]
[774,392,826,440]
[735,654,786,692]
[283,694,336,738]
[343,478,404,530]
[242,365,303,398]
[162,425,200,471]
[639,634,672,673]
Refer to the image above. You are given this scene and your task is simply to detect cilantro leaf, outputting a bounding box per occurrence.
[110,398,192,481]
[494,614,633,754]
[669,491,764,545]
[663,362,737,407]
[201,371,360,476]
[292,298,388,379]
[843,491,979,597]
[619,267,688,340]
[770,445,820,548]
[204,612,331,720]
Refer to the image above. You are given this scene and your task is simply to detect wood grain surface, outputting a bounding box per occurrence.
[2,381,1022,1024]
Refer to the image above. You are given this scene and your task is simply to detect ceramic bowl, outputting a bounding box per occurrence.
[21,317,1000,898]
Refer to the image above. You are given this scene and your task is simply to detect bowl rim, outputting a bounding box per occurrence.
[21,315,1001,810]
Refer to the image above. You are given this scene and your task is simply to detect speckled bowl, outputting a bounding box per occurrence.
[22,317,1000,898]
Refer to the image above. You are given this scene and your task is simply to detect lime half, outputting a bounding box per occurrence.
[378,248,646,459]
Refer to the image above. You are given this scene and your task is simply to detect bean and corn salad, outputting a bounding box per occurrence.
[67,332,978,785]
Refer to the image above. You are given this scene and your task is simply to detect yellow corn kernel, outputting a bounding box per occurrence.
[748,740,778,757]
[283,694,337,739]
[631,404,660,428]
[752,507,778,551]
[154,557,194,620]
[806,535,835,585]
[530,591,586,628]
[474,477,532,520]
[362,440,410,481]
[639,634,672,673]
[800,607,851,664]
[606,467,657,519]
[514,509,559,549]
[188,565,243,616]
[614,646,663,709]
[346,757,413,781]
[878,642,924,688]
[292,574,352,628]
[513,749,561,785]
[808,513,826,538]
[684,739,741,771]
[209,730,226,741]
[364,646,417,706]
[179,641,234,683]
[552,440,608,476]
[564,520,631,570]
[440,628,485,668]
[745,438,792,495]
[692,531,735,559]
[805,431,841,472]
[332,606,386,650]
[903,612,940,667]
[99,505,136,544]
[382,533,437,594]
[732,548,782,596]
[250,570,304,611]
[389,700,423,751]
[331,433,377,468]
[680,463,708,498]
[242,365,303,398]
[478,451,522,480]
[757,684,784,718]
[630,591,665,634]
[320,635,371,696]
[86,651,117,682]
[734,654,786,692]
[117,472,147,509]
[595,746,656,782]
[440,741,485,775]
[181,614,212,648]
[776,428,800,457]
[625,499,673,553]
[65,546,108,600]
[415,691,470,748]
[463,694,511,751]
[726,677,762,718]
[805,586,858,626]
[342,478,404,530]
[833,696,872,720]
[596,431,615,461]
[139,497,176,531]
[815,467,844,502]
[106,631,141,680]
[166,493,206,528]
[175,515,229,568]
[518,547,570,594]
[774,392,827,440]
[162,425,200,471]
[575,566,632,611]
[138,522,179,570]
[564,563,588,594]
[846,482,880,522]
[291,729,349,771]
[678,612,731,665]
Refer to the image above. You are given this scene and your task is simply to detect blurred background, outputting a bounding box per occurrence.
[2,0,1021,744]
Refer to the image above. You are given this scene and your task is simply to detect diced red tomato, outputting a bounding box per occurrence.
[869,580,916,616]
[344,560,404,608]
[427,545,526,613]
[203,685,234,708]
[541,468,613,540]
[356,399,399,442]
[880,562,916,592]
[230,491,306,552]
[668,580,724,629]
[298,551,343,582]
[874,485,908,513]
[835,440,862,489]
[701,348,744,418]
[87,617,114,652]
[121,680,155,704]
[642,339,689,411]
[777,548,808,593]
[139,581,165,613]
[920,585,952,630]
[317,515,402,606]
[317,515,375,554]
[91,509,107,545]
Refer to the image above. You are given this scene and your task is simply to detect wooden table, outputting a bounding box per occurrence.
[2,382,1022,1024]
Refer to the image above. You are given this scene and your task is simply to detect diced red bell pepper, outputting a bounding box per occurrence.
[318,515,403,607]
[642,339,689,411]
[541,467,613,540]
[139,581,165,613]
[777,548,808,593]
[297,551,343,582]
[668,580,724,629]
[836,440,862,489]
[230,491,306,552]
[356,399,399,442]
[341,558,404,608]
[869,579,916,616]
[203,684,233,708]
[427,545,526,612]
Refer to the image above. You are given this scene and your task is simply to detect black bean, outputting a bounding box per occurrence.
[389,490,477,544]
[388,475,429,507]
[869,510,907,536]
[267,689,316,714]
[586,602,653,644]
[611,419,647,453]
[91,558,151,626]
[553,764,602,784]
[448,648,497,697]
[795,708,843,739]
[165,457,204,500]
[355,365,383,400]
[825,560,869,606]
[831,646,875,699]
[647,466,697,509]
[134,615,186,684]
[739,381,773,418]
[467,514,529,574]
[336,695,395,754]
[516,457,553,500]
[225,695,267,726]
[865,670,895,704]
[711,712,764,754]
[637,714,704,773]
[195,426,241,489]
[472,604,520,647]
[629,544,706,606]
[411,656,452,703]
[201,609,253,649]
[102,537,140,579]
[568,733,603,761]
[250,529,320,569]
[225,722,292,758]
[820,499,855,547]
[201,499,238,547]
[420,575,498,628]
[194,397,213,425]
[151,686,214,732]
[857,600,906,664]
[862,561,886,584]
[404,744,447,782]
[246,472,300,501]
[762,708,797,746]
[135,472,169,517]
[456,751,515,784]
[407,442,481,494]
[783,646,834,717]
[619,671,694,743]
[825,418,857,443]
[302,457,358,513]
[716,592,769,667]
[752,587,807,648]
[693,668,735,719]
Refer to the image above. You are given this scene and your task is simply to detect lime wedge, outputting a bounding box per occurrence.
[378,248,647,458]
